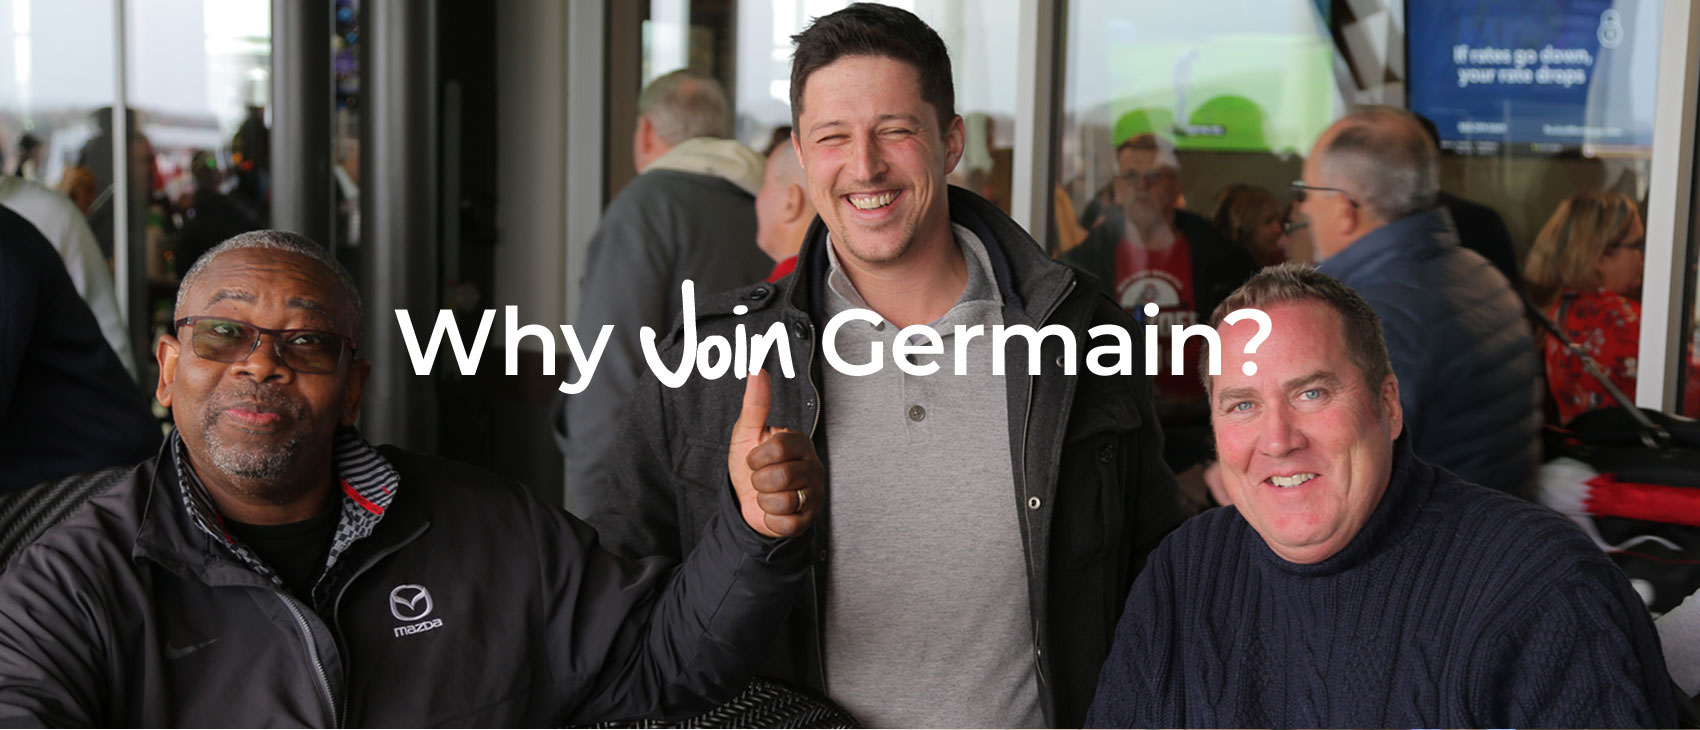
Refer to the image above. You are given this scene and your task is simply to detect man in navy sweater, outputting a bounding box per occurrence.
[1086,264,1676,728]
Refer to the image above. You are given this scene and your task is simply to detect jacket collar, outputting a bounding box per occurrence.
[136,427,401,602]
[1317,206,1458,280]
[786,185,1073,328]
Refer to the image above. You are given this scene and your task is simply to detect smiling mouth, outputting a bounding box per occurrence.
[223,406,286,429]
[1267,473,1318,488]
[845,190,899,211]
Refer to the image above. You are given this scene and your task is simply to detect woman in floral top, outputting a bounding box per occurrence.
[1524,192,1645,423]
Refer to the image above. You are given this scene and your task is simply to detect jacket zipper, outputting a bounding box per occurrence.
[804,318,822,438]
[801,316,826,686]
[278,592,339,726]
[327,525,428,727]
[1018,278,1075,716]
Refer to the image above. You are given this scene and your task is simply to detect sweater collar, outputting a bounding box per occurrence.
[1255,433,1434,577]
[1316,206,1457,279]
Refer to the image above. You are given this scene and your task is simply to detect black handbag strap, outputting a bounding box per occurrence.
[1524,290,1670,446]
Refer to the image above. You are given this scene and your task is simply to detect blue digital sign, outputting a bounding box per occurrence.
[1407,0,1660,154]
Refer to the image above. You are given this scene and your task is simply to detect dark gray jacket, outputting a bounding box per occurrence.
[0,442,808,726]
[591,186,1188,728]
[557,168,773,515]
[1318,207,1541,495]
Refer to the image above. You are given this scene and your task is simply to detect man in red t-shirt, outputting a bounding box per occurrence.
[1110,135,1204,403]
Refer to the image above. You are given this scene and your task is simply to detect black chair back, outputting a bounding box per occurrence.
[0,465,132,572]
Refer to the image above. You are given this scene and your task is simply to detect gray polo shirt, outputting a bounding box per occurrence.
[820,225,1043,728]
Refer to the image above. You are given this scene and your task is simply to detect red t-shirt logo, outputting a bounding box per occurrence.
[1114,232,1204,401]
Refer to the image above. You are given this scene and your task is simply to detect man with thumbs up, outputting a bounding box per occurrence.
[0,233,821,726]
[589,5,1185,728]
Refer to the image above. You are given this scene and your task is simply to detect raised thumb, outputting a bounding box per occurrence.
[731,368,773,443]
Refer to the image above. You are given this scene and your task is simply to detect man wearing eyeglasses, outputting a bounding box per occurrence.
[1296,106,1539,497]
[1063,133,1255,494]
[0,231,823,725]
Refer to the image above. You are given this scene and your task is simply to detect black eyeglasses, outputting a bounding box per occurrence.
[174,316,356,374]
[1290,180,1360,208]
[1120,169,1177,186]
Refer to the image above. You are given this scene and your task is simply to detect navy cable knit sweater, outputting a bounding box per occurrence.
[1086,438,1676,728]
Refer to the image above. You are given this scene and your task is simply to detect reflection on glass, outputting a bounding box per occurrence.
[334,0,358,250]
[734,0,1019,211]
[0,0,128,376]
[1053,0,1686,416]
[125,0,272,395]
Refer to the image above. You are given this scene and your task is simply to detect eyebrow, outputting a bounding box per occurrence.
[805,113,925,136]
[1283,370,1343,393]
[203,289,332,320]
[205,289,255,307]
[1214,370,1344,407]
[287,296,332,318]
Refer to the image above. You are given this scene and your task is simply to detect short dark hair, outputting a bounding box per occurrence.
[1204,263,1392,397]
[789,3,955,131]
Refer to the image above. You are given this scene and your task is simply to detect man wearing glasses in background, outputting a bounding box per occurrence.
[1063,132,1255,507]
[0,231,823,725]
[1294,105,1540,498]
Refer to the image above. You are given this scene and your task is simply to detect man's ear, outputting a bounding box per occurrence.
[633,116,656,171]
[1381,372,1403,440]
[1339,199,1363,239]
[341,359,372,426]
[943,114,966,174]
[782,183,807,223]
[156,333,181,409]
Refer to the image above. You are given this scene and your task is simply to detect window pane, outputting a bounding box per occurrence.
[1054,0,1677,427]
[126,0,271,390]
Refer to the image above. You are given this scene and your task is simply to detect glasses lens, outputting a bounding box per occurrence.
[190,318,257,363]
[280,331,345,373]
[1289,182,1308,203]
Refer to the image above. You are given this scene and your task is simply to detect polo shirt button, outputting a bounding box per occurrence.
[908,405,926,422]
[1027,496,1042,510]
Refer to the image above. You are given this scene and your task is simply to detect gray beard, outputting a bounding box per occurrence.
[203,419,304,484]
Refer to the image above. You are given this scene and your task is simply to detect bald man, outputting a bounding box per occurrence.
[754,127,815,281]
[1299,106,1539,496]
[557,70,773,516]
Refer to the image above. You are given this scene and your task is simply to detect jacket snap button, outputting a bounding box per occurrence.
[908,405,926,422]
[1027,496,1042,510]
[1099,444,1114,463]
[749,287,770,301]
[1055,355,1064,368]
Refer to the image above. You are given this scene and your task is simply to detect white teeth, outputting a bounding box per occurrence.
[848,191,898,210]
[1269,473,1318,488]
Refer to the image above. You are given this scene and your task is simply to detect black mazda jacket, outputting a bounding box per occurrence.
[0,439,809,725]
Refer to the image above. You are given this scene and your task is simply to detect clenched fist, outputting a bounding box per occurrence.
[727,369,823,538]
